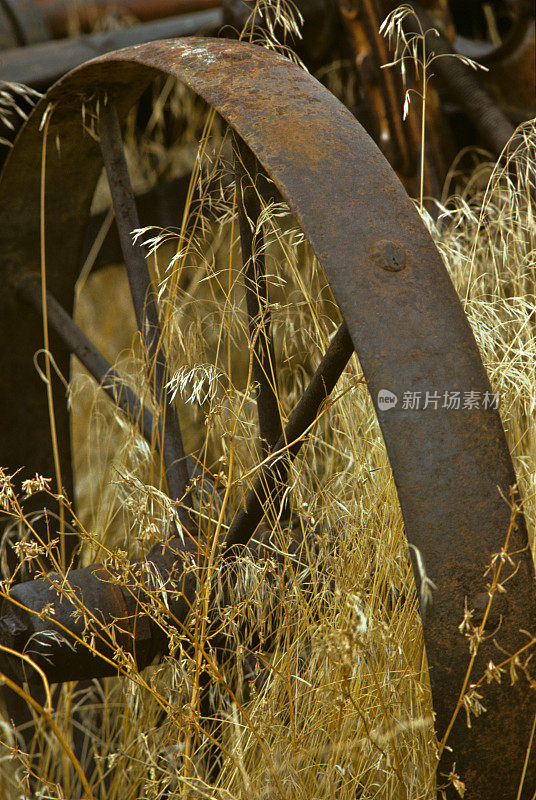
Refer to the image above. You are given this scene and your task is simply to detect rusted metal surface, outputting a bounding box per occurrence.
[0,516,317,685]
[0,38,534,798]
[222,0,344,69]
[0,535,197,683]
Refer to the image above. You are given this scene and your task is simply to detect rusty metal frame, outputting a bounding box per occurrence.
[0,38,535,798]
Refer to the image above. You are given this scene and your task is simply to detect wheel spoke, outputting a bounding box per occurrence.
[98,101,190,510]
[224,324,354,552]
[234,141,283,456]
[16,272,155,445]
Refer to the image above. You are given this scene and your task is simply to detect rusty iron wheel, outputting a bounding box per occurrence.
[0,37,535,799]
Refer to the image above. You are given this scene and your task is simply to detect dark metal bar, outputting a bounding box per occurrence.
[0,9,222,87]
[16,273,220,527]
[98,102,191,510]
[224,324,354,552]
[80,175,192,274]
[0,535,195,684]
[39,0,221,39]
[16,272,155,445]
[234,141,283,457]
[0,505,309,686]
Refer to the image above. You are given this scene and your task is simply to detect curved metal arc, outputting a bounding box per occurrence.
[0,37,535,798]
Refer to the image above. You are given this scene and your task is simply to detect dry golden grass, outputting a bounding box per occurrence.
[64,160,435,800]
